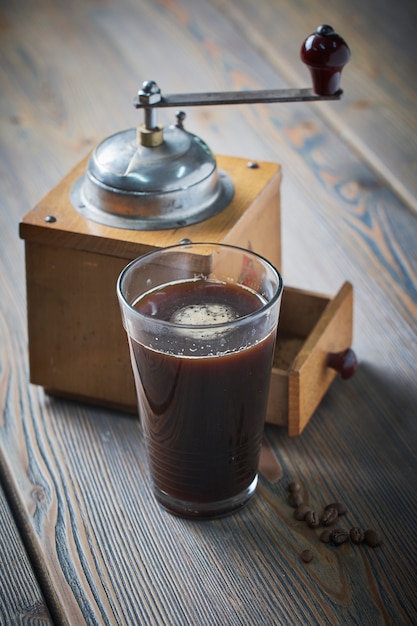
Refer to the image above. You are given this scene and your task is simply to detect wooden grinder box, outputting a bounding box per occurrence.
[20,154,354,436]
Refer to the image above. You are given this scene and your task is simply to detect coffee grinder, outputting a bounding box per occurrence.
[20,25,356,435]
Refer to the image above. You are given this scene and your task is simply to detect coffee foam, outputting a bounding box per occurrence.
[170,303,239,326]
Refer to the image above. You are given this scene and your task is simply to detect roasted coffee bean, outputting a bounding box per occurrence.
[320,506,338,527]
[288,481,301,493]
[288,492,303,507]
[325,501,347,516]
[294,504,311,521]
[330,528,349,545]
[364,529,382,547]
[305,510,320,528]
[319,529,332,543]
[350,527,365,545]
[300,549,313,563]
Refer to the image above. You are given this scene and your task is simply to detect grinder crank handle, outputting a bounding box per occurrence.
[133,25,350,110]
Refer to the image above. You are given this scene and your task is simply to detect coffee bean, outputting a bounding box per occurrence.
[319,529,332,543]
[325,502,347,516]
[288,492,303,507]
[305,510,320,528]
[288,481,301,493]
[294,504,311,521]
[364,529,382,547]
[284,485,384,560]
[330,528,349,545]
[350,527,365,545]
[301,549,313,563]
[320,506,338,527]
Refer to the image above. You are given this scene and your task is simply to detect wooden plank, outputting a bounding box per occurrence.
[0,0,416,624]
[0,473,52,624]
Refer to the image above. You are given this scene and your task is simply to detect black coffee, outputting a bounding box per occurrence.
[132,279,276,509]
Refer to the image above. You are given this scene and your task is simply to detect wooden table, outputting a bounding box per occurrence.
[1,0,416,624]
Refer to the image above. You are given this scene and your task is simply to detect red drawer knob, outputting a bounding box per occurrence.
[327,348,358,379]
[300,25,351,95]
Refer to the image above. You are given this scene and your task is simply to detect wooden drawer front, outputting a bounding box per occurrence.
[267,282,354,435]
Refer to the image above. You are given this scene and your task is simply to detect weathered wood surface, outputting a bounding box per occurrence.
[0,482,52,624]
[1,0,416,624]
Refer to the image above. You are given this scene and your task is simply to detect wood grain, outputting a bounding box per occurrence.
[0,0,417,624]
[0,480,52,625]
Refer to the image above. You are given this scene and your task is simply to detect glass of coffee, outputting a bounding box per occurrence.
[117,243,283,518]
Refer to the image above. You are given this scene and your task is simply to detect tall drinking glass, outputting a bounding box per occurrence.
[117,243,283,518]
